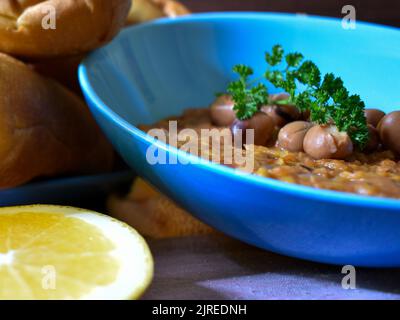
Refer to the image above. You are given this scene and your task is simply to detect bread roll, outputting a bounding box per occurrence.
[0,53,114,189]
[126,0,190,25]
[108,178,214,238]
[0,0,131,58]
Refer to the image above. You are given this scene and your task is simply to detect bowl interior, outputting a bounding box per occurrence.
[82,13,400,127]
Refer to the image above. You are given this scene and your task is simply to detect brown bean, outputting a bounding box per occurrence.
[278,121,313,152]
[230,112,275,146]
[364,124,380,152]
[269,93,290,102]
[261,104,300,127]
[210,94,236,126]
[303,125,353,159]
[378,111,400,154]
[300,109,311,121]
[365,109,385,127]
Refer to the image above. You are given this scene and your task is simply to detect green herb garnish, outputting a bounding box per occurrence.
[223,45,369,149]
[226,65,269,120]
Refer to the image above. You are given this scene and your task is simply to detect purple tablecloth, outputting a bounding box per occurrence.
[143,235,400,300]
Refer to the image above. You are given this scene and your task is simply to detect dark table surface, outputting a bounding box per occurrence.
[143,235,400,300]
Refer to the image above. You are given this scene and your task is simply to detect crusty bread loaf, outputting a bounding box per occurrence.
[126,0,190,25]
[0,53,114,188]
[0,0,131,58]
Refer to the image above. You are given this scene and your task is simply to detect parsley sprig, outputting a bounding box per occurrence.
[227,65,268,120]
[224,45,369,149]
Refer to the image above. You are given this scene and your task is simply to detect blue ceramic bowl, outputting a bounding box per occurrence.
[79,13,400,267]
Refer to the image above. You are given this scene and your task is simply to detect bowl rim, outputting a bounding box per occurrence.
[79,12,400,210]
[120,11,400,35]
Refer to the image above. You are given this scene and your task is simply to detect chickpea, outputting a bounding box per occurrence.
[230,112,275,146]
[278,121,313,152]
[378,111,400,154]
[303,125,353,159]
[365,109,385,127]
[210,94,236,126]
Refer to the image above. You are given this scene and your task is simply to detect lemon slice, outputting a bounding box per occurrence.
[0,205,153,300]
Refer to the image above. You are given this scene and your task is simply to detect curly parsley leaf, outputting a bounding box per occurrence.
[285,52,304,68]
[265,45,284,66]
[227,64,268,120]
[296,61,321,87]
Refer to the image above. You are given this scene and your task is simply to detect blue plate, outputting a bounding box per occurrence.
[79,13,400,267]
[0,171,134,207]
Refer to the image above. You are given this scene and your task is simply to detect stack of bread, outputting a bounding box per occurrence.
[0,0,188,189]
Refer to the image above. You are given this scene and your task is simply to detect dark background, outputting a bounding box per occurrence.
[181,0,400,28]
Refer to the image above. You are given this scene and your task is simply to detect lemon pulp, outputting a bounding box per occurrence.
[0,206,153,300]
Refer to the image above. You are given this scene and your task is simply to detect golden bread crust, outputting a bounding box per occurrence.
[0,53,114,188]
[0,0,131,58]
